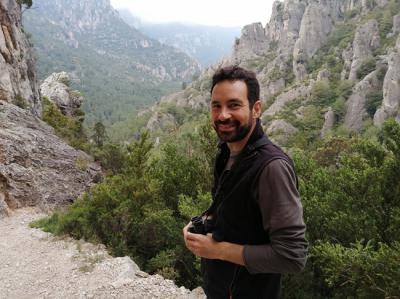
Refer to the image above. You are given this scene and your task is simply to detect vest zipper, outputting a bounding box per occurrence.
[229,266,241,299]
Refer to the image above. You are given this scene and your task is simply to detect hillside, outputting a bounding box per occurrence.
[22,0,201,128]
[140,0,400,149]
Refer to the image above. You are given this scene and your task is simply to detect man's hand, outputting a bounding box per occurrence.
[183,222,221,259]
[182,222,245,265]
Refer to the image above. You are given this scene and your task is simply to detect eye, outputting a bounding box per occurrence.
[228,103,242,109]
[211,103,221,110]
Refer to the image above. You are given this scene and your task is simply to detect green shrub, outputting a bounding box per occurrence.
[356,57,376,79]
[366,91,383,117]
[14,95,28,109]
[41,96,88,150]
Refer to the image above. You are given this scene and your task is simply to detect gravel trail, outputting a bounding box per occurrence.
[0,208,203,299]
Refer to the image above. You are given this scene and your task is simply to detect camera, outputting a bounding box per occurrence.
[188,216,206,234]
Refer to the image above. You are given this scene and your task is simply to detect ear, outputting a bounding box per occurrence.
[252,100,262,119]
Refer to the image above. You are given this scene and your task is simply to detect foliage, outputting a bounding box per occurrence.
[41,96,88,150]
[14,95,28,109]
[366,90,383,118]
[289,120,400,298]
[91,121,107,147]
[356,57,376,79]
[33,127,216,288]
[313,241,400,299]
[17,0,32,8]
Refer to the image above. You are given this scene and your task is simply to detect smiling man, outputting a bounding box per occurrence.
[183,65,308,299]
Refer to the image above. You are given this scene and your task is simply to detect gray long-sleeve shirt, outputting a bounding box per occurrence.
[226,154,308,274]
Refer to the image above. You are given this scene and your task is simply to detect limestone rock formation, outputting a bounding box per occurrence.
[0,0,41,116]
[262,83,314,117]
[0,1,101,217]
[345,70,381,131]
[160,88,208,110]
[0,101,101,217]
[348,19,381,81]
[393,14,400,34]
[232,23,268,63]
[321,107,335,138]
[293,1,335,80]
[146,111,177,131]
[266,119,298,145]
[40,72,83,116]
[374,36,400,126]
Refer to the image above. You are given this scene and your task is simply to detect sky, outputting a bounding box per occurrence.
[110,0,274,28]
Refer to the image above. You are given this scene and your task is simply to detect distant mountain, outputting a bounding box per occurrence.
[117,9,241,68]
[23,0,201,127]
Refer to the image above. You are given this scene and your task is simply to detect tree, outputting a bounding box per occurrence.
[92,121,107,147]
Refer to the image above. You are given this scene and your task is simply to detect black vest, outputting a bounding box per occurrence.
[202,121,296,299]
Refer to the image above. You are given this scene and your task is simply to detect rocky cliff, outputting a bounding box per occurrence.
[0,1,100,217]
[0,0,40,116]
[142,0,400,146]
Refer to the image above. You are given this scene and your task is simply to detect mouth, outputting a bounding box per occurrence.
[217,123,235,131]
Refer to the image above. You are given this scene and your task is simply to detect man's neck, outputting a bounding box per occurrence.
[227,122,256,152]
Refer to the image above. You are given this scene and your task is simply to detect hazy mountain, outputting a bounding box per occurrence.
[117,9,240,68]
[22,0,201,127]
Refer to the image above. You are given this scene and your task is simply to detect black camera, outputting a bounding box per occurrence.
[188,216,207,235]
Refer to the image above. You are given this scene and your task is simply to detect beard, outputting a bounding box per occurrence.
[213,117,253,143]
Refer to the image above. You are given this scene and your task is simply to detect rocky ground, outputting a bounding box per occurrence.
[0,208,205,299]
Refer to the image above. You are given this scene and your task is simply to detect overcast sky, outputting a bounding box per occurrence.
[110,0,274,27]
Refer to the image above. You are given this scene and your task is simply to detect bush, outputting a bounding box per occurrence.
[41,97,88,150]
[356,57,376,79]
[366,91,383,118]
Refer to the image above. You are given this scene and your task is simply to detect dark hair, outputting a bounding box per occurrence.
[210,65,260,107]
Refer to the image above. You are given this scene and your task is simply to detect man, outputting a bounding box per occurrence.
[183,65,308,299]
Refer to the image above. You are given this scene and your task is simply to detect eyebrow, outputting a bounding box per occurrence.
[211,98,243,104]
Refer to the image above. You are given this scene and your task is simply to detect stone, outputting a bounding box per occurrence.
[146,111,177,131]
[317,69,330,81]
[189,287,207,299]
[293,1,336,80]
[262,83,313,117]
[345,70,381,131]
[393,14,400,34]
[0,0,41,116]
[231,23,268,63]
[266,119,298,145]
[321,107,335,138]
[374,37,400,127]
[348,19,381,81]
[40,72,83,116]
[0,100,101,217]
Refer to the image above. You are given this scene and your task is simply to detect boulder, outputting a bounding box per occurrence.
[40,72,83,116]
[0,100,101,217]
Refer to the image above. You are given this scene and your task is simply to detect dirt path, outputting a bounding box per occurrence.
[0,208,203,299]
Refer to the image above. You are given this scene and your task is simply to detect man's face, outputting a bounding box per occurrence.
[210,80,260,143]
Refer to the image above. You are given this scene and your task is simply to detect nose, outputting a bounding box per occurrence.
[218,106,231,121]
